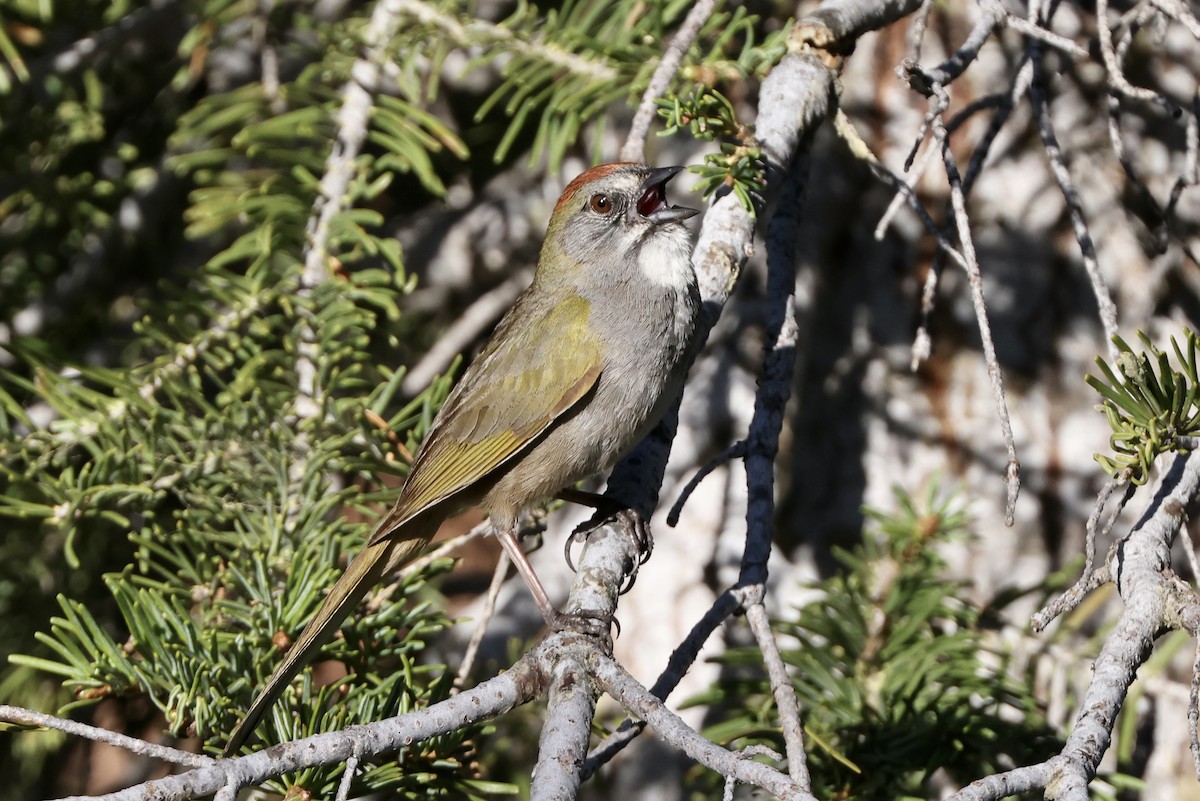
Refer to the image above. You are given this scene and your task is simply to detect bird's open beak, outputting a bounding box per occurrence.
[637,166,699,225]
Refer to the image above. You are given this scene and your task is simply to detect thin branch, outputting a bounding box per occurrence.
[1031,564,1112,633]
[744,603,809,787]
[453,550,509,691]
[582,589,743,777]
[1033,474,1134,631]
[0,705,212,769]
[932,98,1022,524]
[51,660,544,801]
[1191,637,1200,779]
[875,136,940,242]
[667,440,747,526]
[836,110,972,276]
[1028,42,1120,355]
[1150,0,1200,41]
[1095,0,1171,107]
[335,751,360,801]
[591,655,814,801]
[999,11,1089,59]
[905,0,936,64]
[900,4,1003,93]
[621,0,720,162]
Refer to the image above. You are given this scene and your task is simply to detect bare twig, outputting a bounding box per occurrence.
[1028,42,1120,354]
[591,655,814,801]
[621,0,720,163]
[453,550,510,691]
[667,440,747,526]
[837,110,972,274]
[1032,462,1134,633]
[1031,564,1112,633]
[932,100,1022,524]
[0,705,212,769]
[582,588,743,776]
[875,136,940,241]
[999,11,1089,58]
[744,603,809,786]
[905,0,936,64]
[1150,0,1200,41]
[1191,637,1200,779]
[900,4,1003,93]
[335,751,360,801]
[1096,0,1171,107]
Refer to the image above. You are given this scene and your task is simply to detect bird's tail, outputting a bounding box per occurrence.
[222,523,433,757]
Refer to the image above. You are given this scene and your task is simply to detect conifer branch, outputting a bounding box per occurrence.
[302,0,404,287]
[394,0,618,82]
[621,0,720,163]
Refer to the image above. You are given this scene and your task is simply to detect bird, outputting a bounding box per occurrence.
[222,162,701,756]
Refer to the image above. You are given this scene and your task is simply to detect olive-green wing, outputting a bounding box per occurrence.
[370,294,601,543]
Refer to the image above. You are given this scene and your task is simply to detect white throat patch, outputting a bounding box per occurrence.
[637,226,694,289]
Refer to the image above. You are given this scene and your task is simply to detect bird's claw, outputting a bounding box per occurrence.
[550,609,617,641]
[564,508,652,594]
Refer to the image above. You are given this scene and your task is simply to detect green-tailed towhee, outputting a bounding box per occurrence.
[223,162,700,756]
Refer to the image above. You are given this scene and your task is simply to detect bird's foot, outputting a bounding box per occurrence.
[550,609,616,644]
[563,506,652,594]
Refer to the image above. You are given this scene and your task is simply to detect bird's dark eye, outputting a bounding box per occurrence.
[589,193,612,214]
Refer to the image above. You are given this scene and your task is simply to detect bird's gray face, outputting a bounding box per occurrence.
[552,165,698,288]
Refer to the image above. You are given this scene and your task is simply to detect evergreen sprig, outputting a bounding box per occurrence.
[657,87,763,213]
[1086,330,1200,485]
[397,0,787,170]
